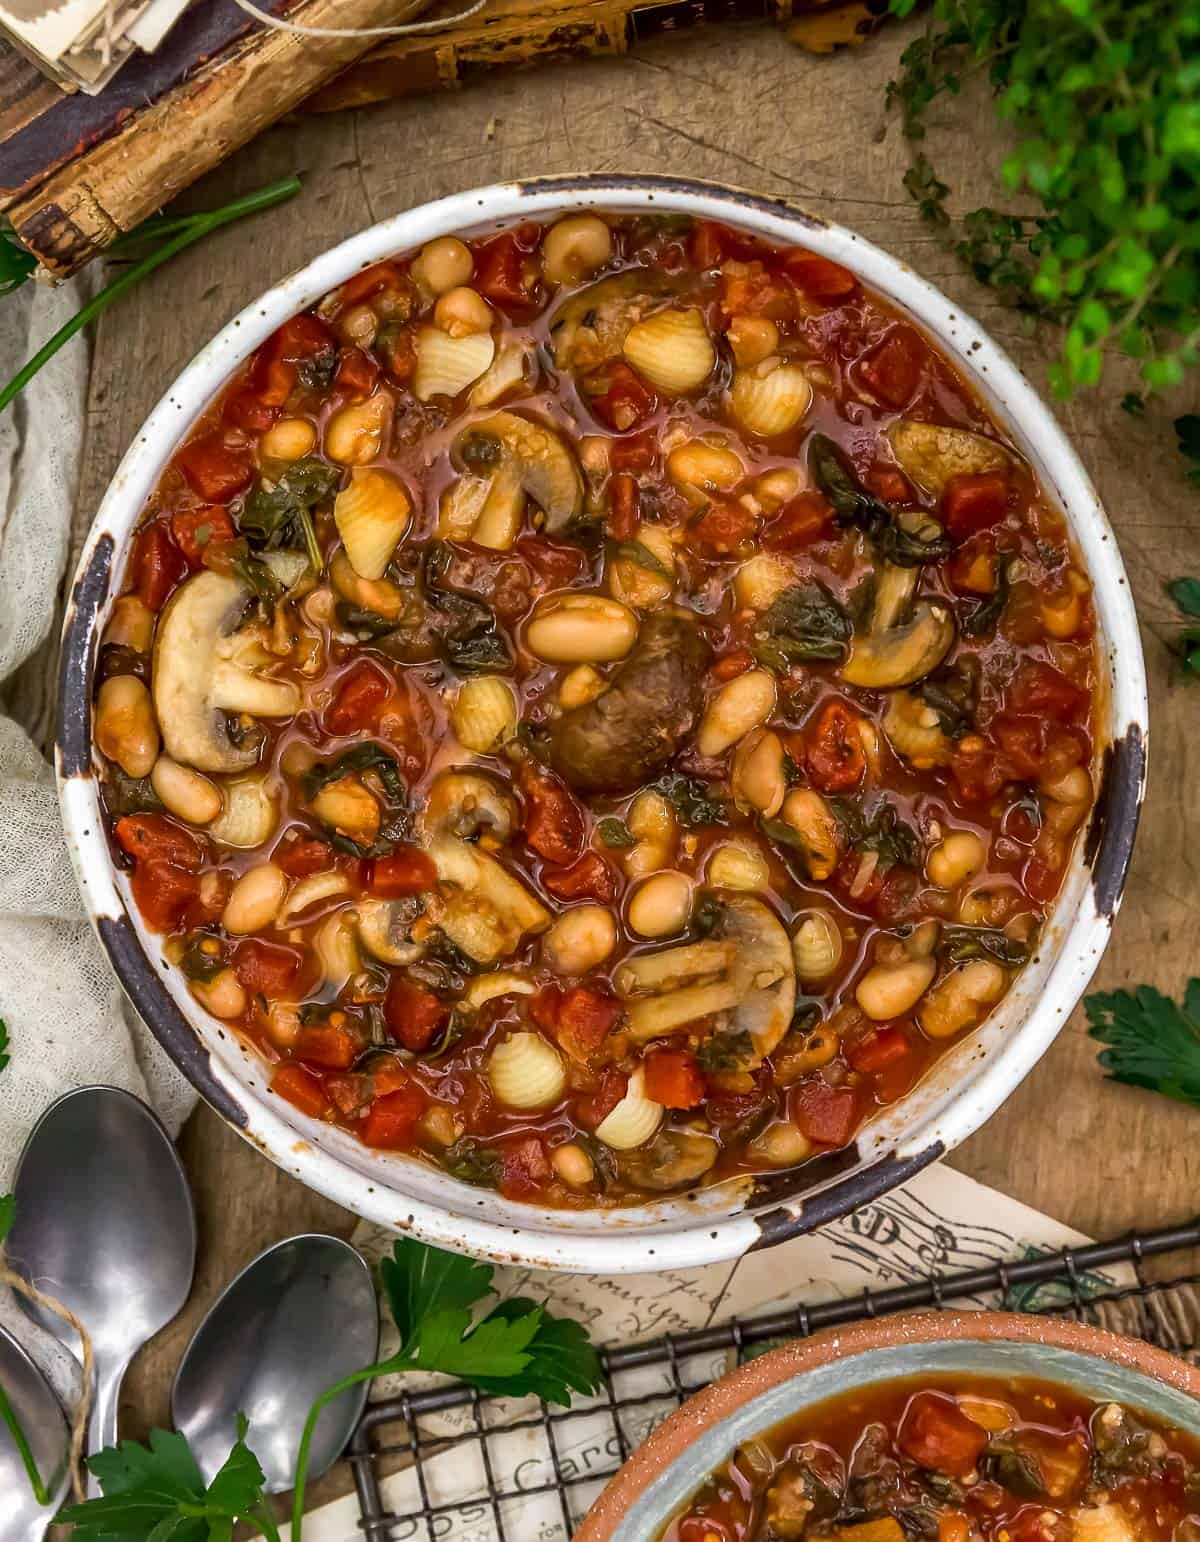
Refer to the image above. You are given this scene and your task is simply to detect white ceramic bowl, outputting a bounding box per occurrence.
[56,175,1148,1274]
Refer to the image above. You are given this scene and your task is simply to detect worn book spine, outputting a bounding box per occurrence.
[306,0,845,110]
[5,0,431,277]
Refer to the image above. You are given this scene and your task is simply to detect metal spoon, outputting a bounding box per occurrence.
[6,1086,196,1493]
[172,1234,378,1491]
[0,1323,70,1540]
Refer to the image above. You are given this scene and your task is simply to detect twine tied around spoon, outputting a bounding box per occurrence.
[0,1258,93,1503]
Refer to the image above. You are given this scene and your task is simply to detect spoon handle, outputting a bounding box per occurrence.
[86,1359,127,1497]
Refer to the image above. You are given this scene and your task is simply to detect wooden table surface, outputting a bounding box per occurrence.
[23,10,1200,1520]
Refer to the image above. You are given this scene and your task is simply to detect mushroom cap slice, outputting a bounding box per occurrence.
[426,833,551,964]
[548,271,679,374]
[453,411,584,535]
[355,897,426,965]
[617,1129,718,1192]
[153,570,300,774]
[421,768,518,843]
[887,419,1012,499]
[842,603,956,689]
[721,894,796,1060]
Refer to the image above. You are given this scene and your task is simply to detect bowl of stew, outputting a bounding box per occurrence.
[575,1312,1200,1541]
[57,174,1147,1272]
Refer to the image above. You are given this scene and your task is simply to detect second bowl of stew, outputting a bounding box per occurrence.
[574,1312,1200,1541]
[58,175,1147,1272]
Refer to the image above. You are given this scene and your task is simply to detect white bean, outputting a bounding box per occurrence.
[190,968,247,1020]
[855,956,936,1021]
[628,872,692,938]
[526,594,637,663]
[96,674,159,779]
[927,830,987,889]
[544,905,618,975]
[551,1142,595,1187]
[151,756,222,825]
[697,669,776,757]
[222,863,288,935]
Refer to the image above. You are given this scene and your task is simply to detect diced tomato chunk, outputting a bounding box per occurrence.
[609,471,640,540]
[368,845,436,898]
[498,1135,552,1200]
[1005,660,1086,721]
[556,986,622,1061]
[271,1062,331,1120]
[295,1024,359,1070]
[950,737,1010,804]
[325,1072,370,1118]
[942,470,1010,540]
[643,1048,705,1109]
[519,764,586,864]
[790,1078,860,1147]
[781,250,858,302]
[384,976,448,1053]
[720,262,795,321]
[865,466,911,504]
[588,362,657,432]
[1023,854,1062,904]
[115,813,202,869]
[694,502,759,555]
[130,861,199,933]
[232,938,305,999]
[334,345,380,397]
[361,1082,428,1149]
[223,388,279,432]
[541,852,618,903]
[530,983,563,1033]
[474,231,538,311]
[272,312,337,361]
[170,506,236,568]
[991,713,1045,778]
[688,220,736,269]
[763,491,832,549]
[858,326,925,408]
[609,433,656,473]
[514,535,587,587]
[898,1391,988,1477]
[337,261,403,308]
[131,521,188,612]
[273,830,336,878]
[947,532,998,596]
[712,647,753,681]
[805,699,867,793]
[574,1066,628,1130]
[175,433,253,504]
[846,1026,911,1074]
[324,660,392,735]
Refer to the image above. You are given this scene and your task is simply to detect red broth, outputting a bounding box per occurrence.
[94,213,1099,1206]
[661,1375,1200,1542]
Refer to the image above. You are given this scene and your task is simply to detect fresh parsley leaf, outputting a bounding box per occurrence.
[381,1236,495,1345]
[1086,979,1200,1107]
[462,1301,602,1404]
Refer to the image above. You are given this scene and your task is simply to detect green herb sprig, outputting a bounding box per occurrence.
[1086,979,1200,1107]
[0,177,301,415]
[1166,575,1200,678]
[887,0,1200,400]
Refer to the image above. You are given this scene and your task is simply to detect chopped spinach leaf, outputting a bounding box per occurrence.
[752,581,851,670]
[838,799,921,874]
[697,1029,754,1073]
[180,934,224,983]
[961,551,1015,638]
[240,456,339,570]
[302,742,407,804]
[808,433,950,565]
[654,773,726,828]
[457,430,504,470]
[917,679,974,738]
[102,766,162,816]
[690,890,725,937]
[941,924,1031,967]
[443,1139,502,1188]
[296,350,337,392]
[596,816,636,848]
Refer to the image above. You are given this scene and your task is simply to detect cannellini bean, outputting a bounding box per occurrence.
[697,668,776,757]
[222,863,288,935]
[324,393,390,465]
[542,214,613,285]
[754,467,804,514]
[778,788,839,881]
[623,789,677,878]
[748,1121,812,1166]
[103,594,155,653]
[856,956,937,1021]
[551,1141,596,1187]
[727,316,779,369]
[151,755,222,825]
[558,664,606,711]
[526,593,637,664]
[734,552,793,612]
[96,674,159,778]
[628,871,693,938]
[434,285,493,338]
[666,440,745,494]
[544,905,619,975]
[927,830,987,889]
[411,236,474,295]
[189,968,247,1020]
[1041,765,1092,806]
[708,841,770,891]
[259,416,317,462]
[264,1001,301,1048]
[731,729,786,818]
[919,959,1006,1040]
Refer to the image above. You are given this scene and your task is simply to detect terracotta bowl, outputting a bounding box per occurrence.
[57,174,1148,1274]
[576,1311,1200,1541]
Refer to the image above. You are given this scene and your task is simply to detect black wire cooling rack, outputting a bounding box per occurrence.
[345,1218,1200,1541]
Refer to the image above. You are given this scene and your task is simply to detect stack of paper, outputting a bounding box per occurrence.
[0,0,190,92]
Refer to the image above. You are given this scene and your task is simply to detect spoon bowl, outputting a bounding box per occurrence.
[7,1086,196,1483]
[0,1323,70,1540]
[171,1234,378,1492]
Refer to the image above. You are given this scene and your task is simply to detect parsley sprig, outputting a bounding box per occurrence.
[50,1235,601,1538]
[1086,979,1200,1107]
[1166,575,1200,679]
[887,0,1200,400]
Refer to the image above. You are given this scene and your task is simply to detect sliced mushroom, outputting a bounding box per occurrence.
[615,895,795,1061]
[548,613,711,794]
[618,1129,719,1192]
[355,897,426,965]
[450,411,584,539]
[841,563,955,690]
[426,833,551,964]
[887,419,1012,499]
[547,271,678,374]
[421,768,518,844]
[153,571,300,774]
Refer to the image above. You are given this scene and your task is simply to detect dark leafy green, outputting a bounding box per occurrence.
[241,457,340,571]
[654,773,726,828]
[102,766,163,816]
[960,551,1015,638]
[596,816,636,848]
[1166,576,1200,679]
[697,1029,755,1073]
[302,742,406,805]
[942,924,1031,967]
[917,678,975,739]
[1086,978,1200,1108]
[832,797,922,874]
[808,433,950,564]
[611,540,674,580]
[752,581,851,670]
[443,1139,503,1187]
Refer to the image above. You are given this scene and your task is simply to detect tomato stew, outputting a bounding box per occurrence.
[94,212,1099,1207]
[661,1376,1200,1542]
